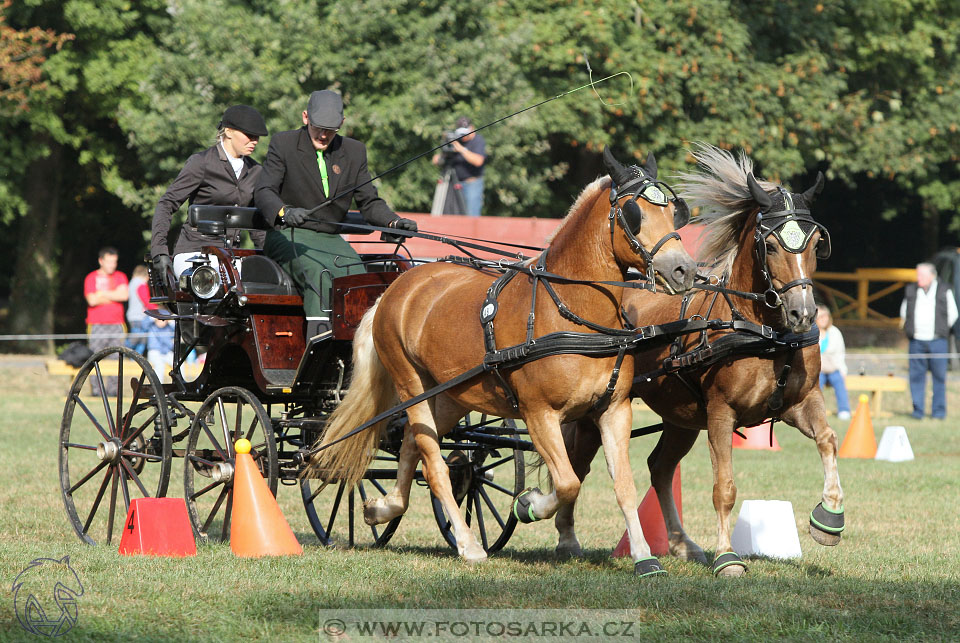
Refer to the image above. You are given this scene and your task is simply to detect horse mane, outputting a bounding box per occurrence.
[675,143,778,275]
[545,176,611,244]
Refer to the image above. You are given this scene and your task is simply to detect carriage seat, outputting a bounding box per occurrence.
[239,255,298,296]
[187,205,374,234]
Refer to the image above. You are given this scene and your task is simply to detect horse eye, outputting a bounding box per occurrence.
[765,241,778,254]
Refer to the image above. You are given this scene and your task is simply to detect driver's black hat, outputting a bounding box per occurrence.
[219,105,268,137]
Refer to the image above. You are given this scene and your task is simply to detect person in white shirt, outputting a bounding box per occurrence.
[899,262,958,419]
[817,308,851,420]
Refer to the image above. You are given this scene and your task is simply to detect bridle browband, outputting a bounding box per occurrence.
[752,187,831,309]
[608,169,690,288]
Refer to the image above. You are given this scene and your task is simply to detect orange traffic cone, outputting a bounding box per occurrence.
[732,420,781,450]
[838,394,877,458]
[612,466,681,557]
[230,439,302,557]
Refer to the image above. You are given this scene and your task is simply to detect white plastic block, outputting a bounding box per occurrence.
[875,426,914,462]
[730,499,802,559]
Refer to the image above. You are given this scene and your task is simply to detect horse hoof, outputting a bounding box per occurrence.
[670,539,708,565]
[809,502,844,546]
[555,543,584,559]
[712,552,747,577]
[513,488,542,524]
[634,557,667,578]
[809,524,842,546]
[461,544,488,564]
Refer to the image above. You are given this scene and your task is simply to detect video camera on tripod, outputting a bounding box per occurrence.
[431,128,471,215]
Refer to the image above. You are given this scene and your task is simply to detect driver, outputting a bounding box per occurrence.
[254,89,417,336]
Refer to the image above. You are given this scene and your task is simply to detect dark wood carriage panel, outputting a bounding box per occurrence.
[332,271,402,340]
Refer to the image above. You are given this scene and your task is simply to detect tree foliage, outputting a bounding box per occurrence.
[2,0,959,349]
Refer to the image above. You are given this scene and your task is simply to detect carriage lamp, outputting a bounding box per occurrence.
[186,264,222,299]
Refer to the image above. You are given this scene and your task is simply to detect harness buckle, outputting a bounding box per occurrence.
[761,325,774,339]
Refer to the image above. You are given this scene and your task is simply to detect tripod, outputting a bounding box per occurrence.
[430,166,467,215]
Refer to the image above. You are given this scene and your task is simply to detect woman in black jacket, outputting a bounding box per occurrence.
[150,104,269,277]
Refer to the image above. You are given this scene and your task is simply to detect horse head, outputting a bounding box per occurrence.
[747,171,828,333]
[602,147,696,294]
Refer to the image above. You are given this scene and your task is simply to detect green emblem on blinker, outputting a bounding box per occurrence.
[779,220,806,250]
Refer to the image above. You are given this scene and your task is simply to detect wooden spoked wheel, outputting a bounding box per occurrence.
[59,346,171,545]
[431,415,525,553]
[183,386,277,542]
[300,449,403,548]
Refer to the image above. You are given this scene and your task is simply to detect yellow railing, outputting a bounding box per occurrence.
[813,268,915,327]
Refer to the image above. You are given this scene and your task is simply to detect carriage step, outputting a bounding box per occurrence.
[262,368,297,387]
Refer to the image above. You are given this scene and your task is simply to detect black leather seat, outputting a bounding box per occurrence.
[239,255,298,296]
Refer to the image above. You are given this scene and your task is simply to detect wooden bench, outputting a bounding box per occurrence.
[843,374,907,418]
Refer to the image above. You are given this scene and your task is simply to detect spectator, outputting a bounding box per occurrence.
[255,89,415,336]
[432,116,487,216]
[84,247,128,396]
[817,308,851,420]
[900,262,958,419]
[146,317,175,383]
[126,265,150,354]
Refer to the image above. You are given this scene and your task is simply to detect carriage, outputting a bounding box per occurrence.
[58,146,842,577]
[58,204,530,553]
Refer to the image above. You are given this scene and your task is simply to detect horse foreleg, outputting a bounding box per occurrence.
[706,407,746,577]
[648,425,707,564]
[515,411,580,522]
[780,388,845,545]
[554,419,602,557]
[596,400,665,576]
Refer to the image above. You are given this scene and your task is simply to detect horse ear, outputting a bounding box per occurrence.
[642,151,658,179]
[603,146,632,186]
[747,172,773,211]
[803,171,825,204]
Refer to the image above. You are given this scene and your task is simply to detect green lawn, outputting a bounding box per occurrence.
[1,356,958,641]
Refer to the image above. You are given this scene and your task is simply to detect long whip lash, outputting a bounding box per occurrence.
[305,67,634,218]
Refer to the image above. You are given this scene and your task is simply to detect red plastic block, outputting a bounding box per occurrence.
[612,466,681,558]
[118,498,196,557]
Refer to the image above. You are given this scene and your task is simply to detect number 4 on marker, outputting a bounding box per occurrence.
[127,511,135,533]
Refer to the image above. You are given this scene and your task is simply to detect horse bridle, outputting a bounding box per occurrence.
[753,187,832,308]
[608,168,691,285]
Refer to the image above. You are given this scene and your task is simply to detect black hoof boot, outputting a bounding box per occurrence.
[809,502,844,546]
[712,552,747,576]
[634,556,667,577]
[512,488,542,524]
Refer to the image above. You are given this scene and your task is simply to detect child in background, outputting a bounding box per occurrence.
[147,318,175,383]
[817,308,851,420]
[125,265,150,354]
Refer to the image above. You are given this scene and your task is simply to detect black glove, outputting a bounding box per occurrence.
[282,206,309,228]
[152,254,173,279]
[381,217,417,244]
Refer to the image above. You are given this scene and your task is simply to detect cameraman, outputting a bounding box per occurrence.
[432,117,486,216]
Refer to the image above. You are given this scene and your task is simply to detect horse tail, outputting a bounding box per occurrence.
[304,298,397,487]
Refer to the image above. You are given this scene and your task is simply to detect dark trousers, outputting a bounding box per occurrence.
[87,323,125,396]
[908,337,948,418]
[263,228,364,318]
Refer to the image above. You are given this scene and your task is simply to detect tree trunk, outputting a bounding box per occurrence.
[922,200,940,260]
[6,134,61,354]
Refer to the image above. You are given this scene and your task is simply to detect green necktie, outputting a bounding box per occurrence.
[316,150,329,196]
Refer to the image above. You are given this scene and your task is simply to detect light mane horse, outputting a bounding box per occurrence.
[306,148,696,574]
[555,144,843,577]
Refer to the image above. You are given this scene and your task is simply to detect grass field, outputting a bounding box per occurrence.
[1,355,958,641]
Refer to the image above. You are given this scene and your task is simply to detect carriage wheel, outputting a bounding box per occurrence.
[59,347,172,545]
[431,415,525,553]
[183,386,277,542]
[300,451,403,548]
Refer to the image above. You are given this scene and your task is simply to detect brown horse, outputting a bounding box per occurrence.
[554,144,844,576]
[306,148,696,572]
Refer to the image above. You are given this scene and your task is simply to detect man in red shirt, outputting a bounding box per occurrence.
[84,247,128,396]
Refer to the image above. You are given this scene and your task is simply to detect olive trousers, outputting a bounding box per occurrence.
[263,228,364,319]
